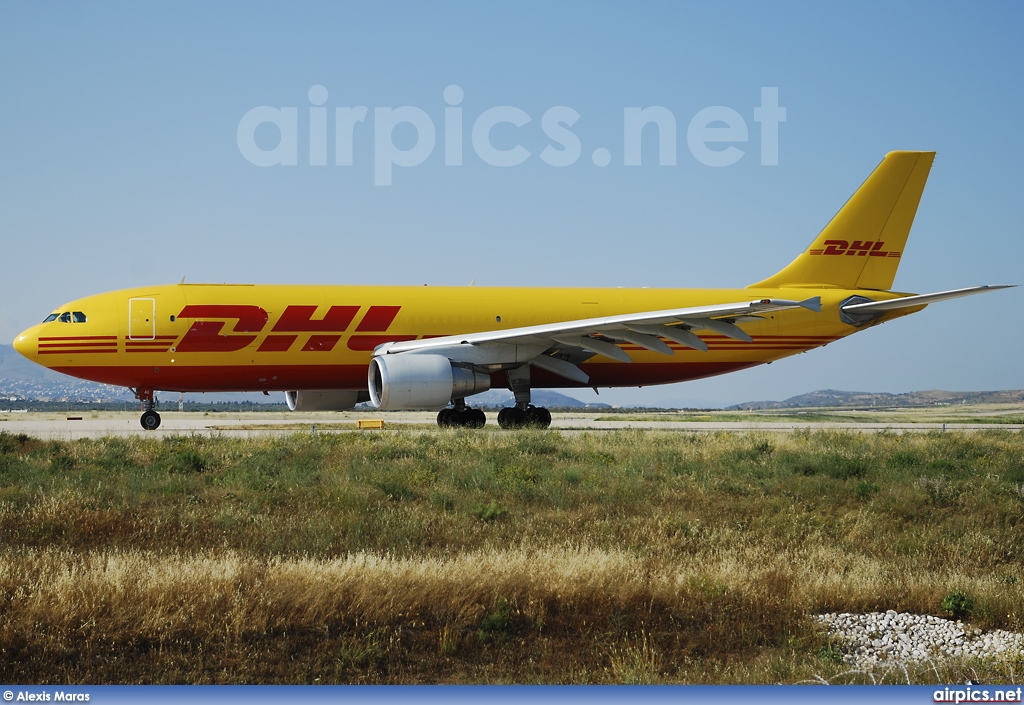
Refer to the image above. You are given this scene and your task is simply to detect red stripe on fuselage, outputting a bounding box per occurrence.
[39,342,117,348]
[40,336,117,341]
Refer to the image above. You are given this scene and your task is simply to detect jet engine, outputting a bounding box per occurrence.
[368,354,490,409]
[284,390,369,411]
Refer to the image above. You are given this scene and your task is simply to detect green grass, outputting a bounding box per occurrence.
[593,410,1024,424]
[0,428,1023,683]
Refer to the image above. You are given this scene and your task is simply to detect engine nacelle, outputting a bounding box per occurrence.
[284,390,368,411]
[368,354,491,409]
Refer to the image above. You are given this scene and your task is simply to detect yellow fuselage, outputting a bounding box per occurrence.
[12,283,914,394]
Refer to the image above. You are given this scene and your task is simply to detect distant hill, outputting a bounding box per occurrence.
[0,344,131,402]
[0,343,49,383]
[729,388,1024,410]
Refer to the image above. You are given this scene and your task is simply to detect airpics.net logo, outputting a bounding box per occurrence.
[236,85,786,186]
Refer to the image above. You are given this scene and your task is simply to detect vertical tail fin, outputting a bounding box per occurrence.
[749,151,935,290]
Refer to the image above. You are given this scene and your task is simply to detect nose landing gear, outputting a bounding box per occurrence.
[141,409,161,430]
[134,388,161,430]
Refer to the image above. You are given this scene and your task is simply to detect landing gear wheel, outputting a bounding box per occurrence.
[498,406,551,429]
[526,407,552,429]
[465,408,486,429]
[438,407,486,428]
[140,410,161,430]
[497,407,526,429]
[437,408,459,428]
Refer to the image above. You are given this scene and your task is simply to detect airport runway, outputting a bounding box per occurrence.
[1,411,1020,439]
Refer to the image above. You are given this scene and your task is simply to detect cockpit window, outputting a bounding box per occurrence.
[45,311,88,323]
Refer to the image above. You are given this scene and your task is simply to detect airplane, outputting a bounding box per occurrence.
[11,151,1012,430]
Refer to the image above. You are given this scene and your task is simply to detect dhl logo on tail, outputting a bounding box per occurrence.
[808,240,901,258]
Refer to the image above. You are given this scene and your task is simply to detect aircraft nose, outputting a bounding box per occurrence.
[13,328,37,360]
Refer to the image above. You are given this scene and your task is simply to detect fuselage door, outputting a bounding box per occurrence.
[129,298,156,340]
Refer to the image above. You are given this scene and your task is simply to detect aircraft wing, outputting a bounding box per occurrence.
[373,296,822,384]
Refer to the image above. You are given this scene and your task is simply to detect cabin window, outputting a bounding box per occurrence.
[72,312,87,323]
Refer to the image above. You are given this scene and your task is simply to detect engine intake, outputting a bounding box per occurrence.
[368,354,490,409]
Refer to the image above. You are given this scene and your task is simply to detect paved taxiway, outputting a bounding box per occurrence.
[1,411,1020,439]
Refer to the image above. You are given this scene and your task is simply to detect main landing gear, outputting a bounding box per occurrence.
[495,365,552,429]
[135,388,161,430]
[437,399,486,428]
[497,405,552,429]
[433,367,553,430]
[435,403,552,429]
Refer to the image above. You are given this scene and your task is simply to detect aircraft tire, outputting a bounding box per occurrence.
[140,410,161,431]
[437,408,459,428]
[527,407,552,429]
[497,407,526,429]
[497,408,512,429]
[438,407,486,429]
[465,408,486,428]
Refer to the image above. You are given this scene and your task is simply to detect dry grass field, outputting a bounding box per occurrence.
[0,426,1022,683]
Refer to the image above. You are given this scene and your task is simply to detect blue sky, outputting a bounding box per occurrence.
[1,1,1021,407]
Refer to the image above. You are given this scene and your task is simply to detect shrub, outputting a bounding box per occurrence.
[920,476,959,506]
[888,450,923,470]
[429,490,455,511]
[818,641,844,664]
[168,447,208,474]
[371,478,418,502]
[825,455,867,480]
[473,500,506,523]
[940,590,975,620]
[0,432,31,454]
[854,481,879,501]
[477,598,516,643]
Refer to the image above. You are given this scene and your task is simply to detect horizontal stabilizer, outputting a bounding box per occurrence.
[800,296,822,313]
[841,285,1014,314]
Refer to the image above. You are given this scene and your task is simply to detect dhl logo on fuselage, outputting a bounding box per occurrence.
[133,305,413,354]
[808,240,900,258]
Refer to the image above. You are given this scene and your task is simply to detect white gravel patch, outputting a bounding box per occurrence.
[817,611,1024,668]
